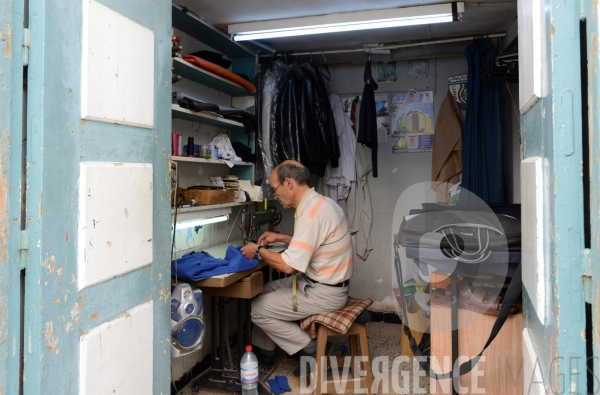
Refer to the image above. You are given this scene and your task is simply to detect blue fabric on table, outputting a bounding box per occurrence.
[171,246,259,282]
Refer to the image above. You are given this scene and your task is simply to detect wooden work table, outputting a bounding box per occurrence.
[172,239,285,395]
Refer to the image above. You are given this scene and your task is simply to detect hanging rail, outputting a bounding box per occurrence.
[258,32,506,57]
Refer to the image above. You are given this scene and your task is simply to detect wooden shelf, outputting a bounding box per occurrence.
[172,4,254,60]
[172,58,249,96]
[172,201,255,214]
[171,156,253,166]
[172,105,245,130]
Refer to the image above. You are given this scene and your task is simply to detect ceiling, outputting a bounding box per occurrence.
[175,0,517,65]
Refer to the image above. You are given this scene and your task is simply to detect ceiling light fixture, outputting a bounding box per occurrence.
[175,215,228,230]
[229,2,464,42]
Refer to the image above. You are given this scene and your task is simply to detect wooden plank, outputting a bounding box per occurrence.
[200,271,263,299]
[187,261,267,288]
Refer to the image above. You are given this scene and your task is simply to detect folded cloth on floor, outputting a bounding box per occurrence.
[187,50,232,69]
[276,376,292,392]
[182,55,256,93]
[171,246,259,282]
[266,378,284,395]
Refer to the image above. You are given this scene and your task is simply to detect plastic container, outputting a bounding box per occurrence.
[199,145,210,159]
[240,345,259,394]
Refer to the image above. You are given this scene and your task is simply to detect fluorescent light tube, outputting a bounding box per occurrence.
[230,2,463,41]
[175,215,228,230]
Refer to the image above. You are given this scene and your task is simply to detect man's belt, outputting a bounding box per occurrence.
[304,275,350,288]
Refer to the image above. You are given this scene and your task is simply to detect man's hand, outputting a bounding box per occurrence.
[241,243,259,260]
[257,231,279,246]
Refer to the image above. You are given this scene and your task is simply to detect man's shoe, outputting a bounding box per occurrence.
[252,345,275,369]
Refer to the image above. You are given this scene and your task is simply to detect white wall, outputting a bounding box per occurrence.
[324,57,468,303]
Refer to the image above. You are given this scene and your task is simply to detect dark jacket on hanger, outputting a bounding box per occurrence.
[357,60,378,178]
[268,60,340,176]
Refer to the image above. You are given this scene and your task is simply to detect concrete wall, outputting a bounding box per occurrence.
[304,54,521,304]
[325,57,467,303]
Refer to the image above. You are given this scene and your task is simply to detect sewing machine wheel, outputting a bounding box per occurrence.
[268,206,283,226]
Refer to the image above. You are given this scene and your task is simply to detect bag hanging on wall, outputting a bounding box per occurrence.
[392,204,522,380]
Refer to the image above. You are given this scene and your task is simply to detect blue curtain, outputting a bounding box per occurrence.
[461,39,505,205]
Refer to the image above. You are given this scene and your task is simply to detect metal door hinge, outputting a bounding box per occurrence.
[22,28,30,66]
[582,249,592,303]
[19,229,28,251]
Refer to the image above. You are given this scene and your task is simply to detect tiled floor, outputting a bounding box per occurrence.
[177,321,430,395]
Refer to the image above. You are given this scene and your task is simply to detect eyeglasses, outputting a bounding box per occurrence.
[271,179,284,195]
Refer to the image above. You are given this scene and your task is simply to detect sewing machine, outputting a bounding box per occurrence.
[241,206,283,244]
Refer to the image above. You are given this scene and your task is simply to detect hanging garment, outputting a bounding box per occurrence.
[302,63,339,175]
[257,69,277,197]
[265,61,340,176]
[171,246,259,282]
[323,94,356,200]
[350,97,359,135]
[461,39,504,204]
[357,61,378,178]
[271,61,300,166]
[431,91,464,204]
[347,141,374,260]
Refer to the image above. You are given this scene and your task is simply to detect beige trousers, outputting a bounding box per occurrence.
[251,274,349,355]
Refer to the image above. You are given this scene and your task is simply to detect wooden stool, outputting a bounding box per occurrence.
[313,322,374,395]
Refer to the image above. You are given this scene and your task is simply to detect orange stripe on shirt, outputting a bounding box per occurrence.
[327,217,348,240]
[289,240,316,253]
[312,257,353,275]
[307,196,327,219]
[312,238,352,258]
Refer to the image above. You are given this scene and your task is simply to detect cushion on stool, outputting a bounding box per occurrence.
[300,297,373,339]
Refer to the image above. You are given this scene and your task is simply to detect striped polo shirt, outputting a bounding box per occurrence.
[281,188,353,285]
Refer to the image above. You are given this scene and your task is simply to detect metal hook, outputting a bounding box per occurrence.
[368,50,371,61]
[322,52,326,63]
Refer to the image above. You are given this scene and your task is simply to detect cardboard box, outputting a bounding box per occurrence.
[429,296,523,394]
[184,188,235,205]
[200,271,264,299]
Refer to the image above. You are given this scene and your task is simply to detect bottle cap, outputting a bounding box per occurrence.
[245,345,252,352]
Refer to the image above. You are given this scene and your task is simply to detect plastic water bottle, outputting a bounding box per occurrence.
[240,345,259,394]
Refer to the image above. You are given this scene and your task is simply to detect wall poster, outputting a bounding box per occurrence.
[375,93,390,142]
[376,61,397,83]
[390,90,435,153]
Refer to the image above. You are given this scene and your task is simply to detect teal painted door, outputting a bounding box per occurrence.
[0,0,172,393]
[520,0,598,393]
[582,0,600,392]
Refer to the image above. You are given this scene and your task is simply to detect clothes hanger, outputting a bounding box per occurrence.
[319,52,331,81]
